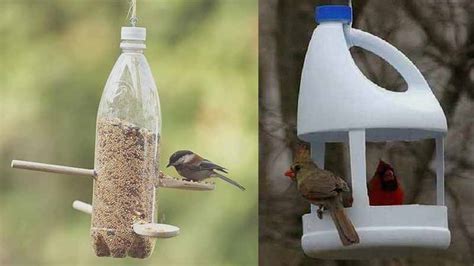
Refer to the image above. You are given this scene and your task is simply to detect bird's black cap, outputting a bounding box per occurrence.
[167,150,194,167]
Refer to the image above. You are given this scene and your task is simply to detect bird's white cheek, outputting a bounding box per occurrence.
[181,154,194,164]
[174,158,183,165]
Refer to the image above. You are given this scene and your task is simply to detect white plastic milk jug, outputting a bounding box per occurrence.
[296,5,449,259]
[298,5,446,143]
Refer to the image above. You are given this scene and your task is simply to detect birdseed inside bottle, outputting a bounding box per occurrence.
[91,117,159,258]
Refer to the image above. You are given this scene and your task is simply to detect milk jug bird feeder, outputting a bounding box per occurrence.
[296,5,450,259]
[11,1,214,259]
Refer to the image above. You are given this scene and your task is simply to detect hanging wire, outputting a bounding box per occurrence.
[349,0,353,28]
[127,0,138,27]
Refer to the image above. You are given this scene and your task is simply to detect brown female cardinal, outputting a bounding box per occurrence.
[285,146,360,246]
[368,160,404,205]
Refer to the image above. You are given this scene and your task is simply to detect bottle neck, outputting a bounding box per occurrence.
[120,40,146,53]
[318,21,345,26]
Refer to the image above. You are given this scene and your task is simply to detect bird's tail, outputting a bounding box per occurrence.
[213,172,246,191]
[329,207,360,246]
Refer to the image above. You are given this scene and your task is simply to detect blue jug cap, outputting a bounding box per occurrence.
[316,5,352,24]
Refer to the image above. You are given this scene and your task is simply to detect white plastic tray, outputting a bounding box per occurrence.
[302,205,450,259]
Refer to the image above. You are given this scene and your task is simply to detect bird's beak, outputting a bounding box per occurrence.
[284,169,295,180]
[166,162,172,168]
[383,169,395,181]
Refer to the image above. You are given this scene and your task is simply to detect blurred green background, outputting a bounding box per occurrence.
[0,0,257,265]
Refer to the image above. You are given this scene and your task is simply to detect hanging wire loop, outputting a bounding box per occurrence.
[128,0,138,27]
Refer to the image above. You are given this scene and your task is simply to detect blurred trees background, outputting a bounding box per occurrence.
[260,0,473,265]
[0,0,257,265]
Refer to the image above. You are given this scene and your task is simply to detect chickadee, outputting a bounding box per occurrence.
[167,150,245,191]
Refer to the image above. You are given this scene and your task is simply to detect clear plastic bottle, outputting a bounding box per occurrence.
[91,27,161,258]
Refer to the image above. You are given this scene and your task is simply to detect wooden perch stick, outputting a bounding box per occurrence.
[11,159,215,191]
[72,200,92,215]
[11,160,95,177]
[158,172,215,191]
[133,222,180,238]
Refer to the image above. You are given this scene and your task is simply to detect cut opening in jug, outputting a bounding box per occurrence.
[350,46,408,92]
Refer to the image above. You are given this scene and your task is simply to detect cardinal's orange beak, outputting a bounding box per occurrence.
[285,169,295,180]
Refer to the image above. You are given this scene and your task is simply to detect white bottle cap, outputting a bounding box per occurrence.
[121,27,146,41]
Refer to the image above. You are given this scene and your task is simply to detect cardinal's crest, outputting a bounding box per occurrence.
[375,159,394,176]
[294,142,311,163]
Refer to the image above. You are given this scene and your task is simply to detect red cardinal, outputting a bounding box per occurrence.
[368,160,404,206]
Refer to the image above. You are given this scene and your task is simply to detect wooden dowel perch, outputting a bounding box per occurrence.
[158,172,215,191]
[11,160,95,177]
[72,200,92,215]
[11,159,215,191]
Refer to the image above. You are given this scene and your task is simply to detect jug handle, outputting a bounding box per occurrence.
[347,28,429,92]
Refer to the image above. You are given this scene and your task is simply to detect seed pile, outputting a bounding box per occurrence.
[91,117,159,258]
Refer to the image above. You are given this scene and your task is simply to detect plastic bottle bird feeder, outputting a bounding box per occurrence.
[11,25,214,258]
[297,5,450,259]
